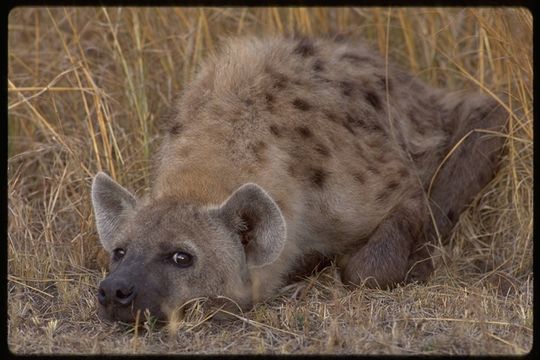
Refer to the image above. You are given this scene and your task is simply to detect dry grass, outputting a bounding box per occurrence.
[7,7,532,355]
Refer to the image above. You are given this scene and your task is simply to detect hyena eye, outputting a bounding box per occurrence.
[172,252,193,267]
[112,248,125,261]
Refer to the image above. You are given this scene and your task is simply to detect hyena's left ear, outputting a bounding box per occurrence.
[218,183,286,267]
[91,172,136,252]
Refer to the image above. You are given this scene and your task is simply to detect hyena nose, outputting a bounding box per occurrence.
[98,278,136,306]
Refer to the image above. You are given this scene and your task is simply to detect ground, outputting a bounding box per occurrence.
[7,7,533,355]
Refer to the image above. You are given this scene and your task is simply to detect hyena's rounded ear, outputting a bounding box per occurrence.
[91,172,136,253]
[218,183,286,267]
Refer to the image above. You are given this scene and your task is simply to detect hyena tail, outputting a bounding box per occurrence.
[407,91,508,281]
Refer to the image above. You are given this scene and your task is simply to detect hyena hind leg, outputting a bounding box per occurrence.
[342,93,507,288]
[423,92,508,246]
[406,93,508,283]
[341,204,423,289]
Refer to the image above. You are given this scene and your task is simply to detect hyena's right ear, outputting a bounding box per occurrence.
[91,172,136,252]
[218,183,286,267]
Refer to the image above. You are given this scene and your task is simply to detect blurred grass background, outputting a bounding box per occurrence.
[7,7,532,354]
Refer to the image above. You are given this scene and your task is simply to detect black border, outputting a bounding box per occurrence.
[2,1,536,359]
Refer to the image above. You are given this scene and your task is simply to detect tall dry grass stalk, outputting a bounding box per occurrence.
[8,7,532,354]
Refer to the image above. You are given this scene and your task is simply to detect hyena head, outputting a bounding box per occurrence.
[91,172,286,323]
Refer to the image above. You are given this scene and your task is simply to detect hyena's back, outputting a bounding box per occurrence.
[157,37,439,232]
[154,36,506,287]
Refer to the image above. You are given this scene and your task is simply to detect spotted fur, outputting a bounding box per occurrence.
[92,35,507,323]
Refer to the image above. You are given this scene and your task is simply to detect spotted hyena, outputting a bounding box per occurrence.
[91,35,506,322]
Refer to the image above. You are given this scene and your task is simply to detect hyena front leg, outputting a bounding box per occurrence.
[341,196,425,288]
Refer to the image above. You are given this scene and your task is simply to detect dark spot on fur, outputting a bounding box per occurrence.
[346,114,365,129]
[313,59,325,72]
[375,181,399,201]
[470,105,491,122]
[244,98,254,106]
[325,112,339,123]
[378,76,393,92]
[397,167,409,177]
[314,143,330,157]
[441,115,455,136]
[325,112,354,134]
[346,114,357,125]
[169,123,183,136]
[287,163,297,177]
[367,165,380,175]
[264,93,275,112]
[310,168,328,188]
[249,141,267,162]
[346,113,384,133]
[339,81,354,97]
[274,75,287,89]
[296,126,313,138]
[269,124,281,137]
[264,92,275,104]
[376,190,390,201]
[293,98,311,111]
[341,53,374,65]
[364,91,381,110]
[387,180,400,191]
[342,121,356,134]
[352,172,365,184]
[293,38,316,57]
[371,122,384,133]
[314,74,333,84]
[411,150,426,162]
[266,67,288,89]
[447,210,456,222]
[412,191,424,200]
